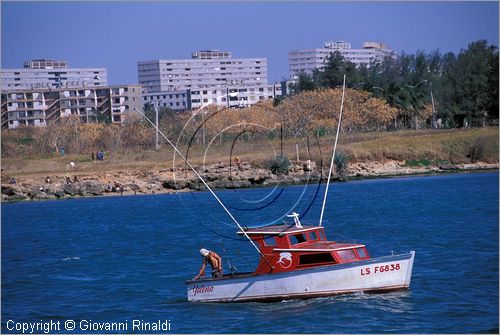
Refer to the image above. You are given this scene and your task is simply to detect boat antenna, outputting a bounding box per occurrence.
[133,107,274,271]
[319,74,346,227]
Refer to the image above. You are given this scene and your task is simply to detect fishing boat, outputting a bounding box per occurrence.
[185,213,415,302]
[134,75,415,303]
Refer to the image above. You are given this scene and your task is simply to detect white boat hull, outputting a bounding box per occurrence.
[186,251,415,302]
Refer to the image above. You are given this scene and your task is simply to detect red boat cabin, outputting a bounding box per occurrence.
[238,224,370,275]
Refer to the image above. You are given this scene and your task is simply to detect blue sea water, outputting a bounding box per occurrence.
[1,172,498,333]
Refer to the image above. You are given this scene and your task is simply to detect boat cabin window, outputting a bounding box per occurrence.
[355,247,368,259]
[308,231,319,241]
[319,230,326,240]
[290,233,307,245]
[298,252,336,266]
[263,236,277,247]
[336,249,358,261]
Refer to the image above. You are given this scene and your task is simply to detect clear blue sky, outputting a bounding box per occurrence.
[2,1,498,85]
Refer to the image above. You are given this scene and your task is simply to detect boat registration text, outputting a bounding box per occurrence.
[360,263,400,276]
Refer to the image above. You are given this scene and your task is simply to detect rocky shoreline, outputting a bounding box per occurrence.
[1,160,498,202]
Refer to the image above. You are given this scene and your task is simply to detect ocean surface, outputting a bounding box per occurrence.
[2,172,498,333]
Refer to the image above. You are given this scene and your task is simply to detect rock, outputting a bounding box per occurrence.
[1,184,28,196]
[28,189,45,200]
[439,164,459,170]
[1,185,17,196]
[203,173,220,182]
[63,183,80,196]
[187,180,203,190]
[54,191,67,199]
[5,194,27,201]
[303,160,316,172]
[163,179,188,190]
[226,179,252,189]
[80,181,104,195]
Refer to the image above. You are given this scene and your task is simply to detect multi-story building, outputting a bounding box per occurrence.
[138,50,279,112]
[137,50,268,92]
[1,59,108,91]
[1,85,141,129]
[288,41,395,79]
[142,90,190,112]
[142,83,282,113]
[189,84,281,110]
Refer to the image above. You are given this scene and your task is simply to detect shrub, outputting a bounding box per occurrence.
[333,150,350,177]
[405,158,431,167]
[265,155,291,174]
[468,136,488,163]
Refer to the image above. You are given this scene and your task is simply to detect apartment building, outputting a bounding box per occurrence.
[1,59,108,91]
[288,41,395,79]
[137,50,268,92]
[138,50,279,112]
[1,85,141,129]
[142,83,282,113]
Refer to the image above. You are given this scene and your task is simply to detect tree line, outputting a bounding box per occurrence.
[292,40,499,129]
[2,40,497,158]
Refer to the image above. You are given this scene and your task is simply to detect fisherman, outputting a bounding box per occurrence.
[193,248,223,280]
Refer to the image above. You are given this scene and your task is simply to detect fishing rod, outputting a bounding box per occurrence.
[319,74,346,227]
[132,107,275,271]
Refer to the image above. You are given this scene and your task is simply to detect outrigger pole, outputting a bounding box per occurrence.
[133,107,274,271]
[319,74,346,227]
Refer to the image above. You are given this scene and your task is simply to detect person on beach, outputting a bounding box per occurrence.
[193,248,223,280]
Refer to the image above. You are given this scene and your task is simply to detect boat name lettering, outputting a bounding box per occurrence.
[360,263,400,276]
[192,285,215,296]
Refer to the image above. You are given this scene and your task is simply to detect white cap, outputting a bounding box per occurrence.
[200,248,210,257]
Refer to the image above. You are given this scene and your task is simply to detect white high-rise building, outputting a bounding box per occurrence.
[1,59,108,91]
[137,50,268,93]
[288,41,395,79]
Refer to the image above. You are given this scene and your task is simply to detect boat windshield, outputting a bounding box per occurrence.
[290,233,307,245]
[336,249,357,261]
[308,231,319,241]
[263,236,277,246]
[356,247,368,258]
